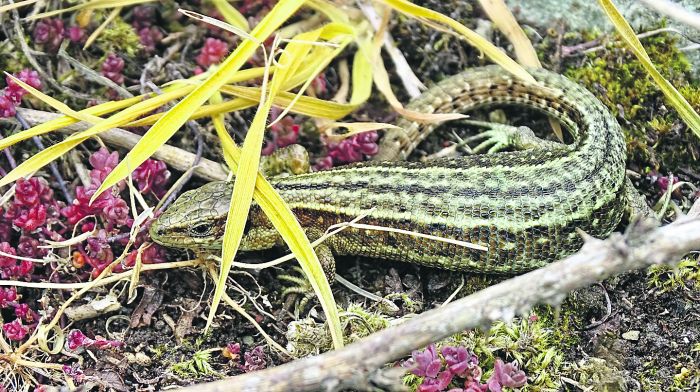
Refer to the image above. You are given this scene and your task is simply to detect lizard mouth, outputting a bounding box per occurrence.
[148,219,168,246]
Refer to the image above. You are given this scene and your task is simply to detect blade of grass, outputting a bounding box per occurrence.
[210,27,345,349]
[0,0,37,14]
[25,0,155,20]
[93,0,306,202]
[210,92,344,350]
[598,0,700,138]
[477,0,540,67]
[320,122,400,142]
[0,86,193,187]
[211,0,250,32]
[180,9,256,42]
[83,6,121,50]
[4,73,104,124]
[379,0,534,83]
[0,95,142,151]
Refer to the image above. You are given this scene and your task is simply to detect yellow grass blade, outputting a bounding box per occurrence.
[25,0,155,21]
[180,9,256,42]
[0,139,84,186]
[350,48,374,105]
[477,0,540,67]
[0,0,37,14]
[307,0,350,24]
[210,0,250,32]
[320,121,400,142]
[130,87,358,127]
[0,87,193,187]
[4,73,103,124]
[597,0,700,138]
[356,38,467,123]
[93,0,306,203]
[83,6,122,50]
[0,95,142,151]
[209,25,345,350]
[379,0,534,83]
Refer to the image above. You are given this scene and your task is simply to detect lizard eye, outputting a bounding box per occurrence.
[189,222,213,237]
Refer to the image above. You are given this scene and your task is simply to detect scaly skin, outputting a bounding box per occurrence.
[150,66,633,274]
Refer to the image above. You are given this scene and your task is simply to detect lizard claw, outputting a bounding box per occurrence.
[463,120,534,154]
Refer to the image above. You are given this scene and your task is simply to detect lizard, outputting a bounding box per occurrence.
[149,65,652,275]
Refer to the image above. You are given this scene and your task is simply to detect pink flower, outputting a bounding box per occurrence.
[133,159,170,197]
[442,346,478,377]
[67,329,92,350]
[85,230,114,267]
[121,244,167,269]
[314,156,334,171]
[14,178,52,208]
[13,204,47,231]
[102,197,129,226]
[418,371,454,392]
[67,329,123,351]
[33,18,65,51]
[405,344,442,378]
[66,26,85,43]
[196,38,228,68]
[240,346,267,372]
[463,381,488,392]
[0,95,16,118]
[263,108,301,155]
[17,235,46,259]
[3,319,29,341]
[0,287,17,308]
[223,342,241,361]
[138,27,163,52]
[486,359,527,392]
[5,69,42,103]
[14,303,38,323]
[62,363,84,383]
[89,147,120,175]
[0,243,17,268]
[326,131,379,165]
[131,6,156,30]
[11,260,33,278]
[101,54,125,85]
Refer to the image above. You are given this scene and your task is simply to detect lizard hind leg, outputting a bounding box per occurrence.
[279,243,336,315]
[463,120,567,153]
[624,177,655,221]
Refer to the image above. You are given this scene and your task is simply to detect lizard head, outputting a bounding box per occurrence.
[149,181,232,251]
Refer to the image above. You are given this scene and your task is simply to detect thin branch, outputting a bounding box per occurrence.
[175,213,700,392]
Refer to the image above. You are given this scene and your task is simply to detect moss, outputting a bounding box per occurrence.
[170,348,220,378]
[96,17,142,57]
[569,357,626,391]
[647,258,699,293]
[285,303,393,357]
[439,311,566,391]
[562,27,700,172]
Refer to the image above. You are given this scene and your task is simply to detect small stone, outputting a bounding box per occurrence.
[242,335,254,345]
[622,330,640,341]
